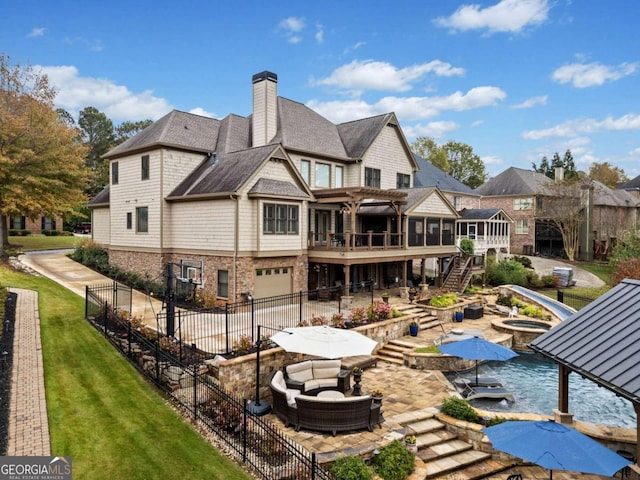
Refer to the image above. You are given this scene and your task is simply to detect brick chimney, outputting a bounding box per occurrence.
[252,71,278,147]
[554,166,565,182]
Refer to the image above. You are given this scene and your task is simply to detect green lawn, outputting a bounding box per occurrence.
[0,265,252,480]
[8,235,81,252]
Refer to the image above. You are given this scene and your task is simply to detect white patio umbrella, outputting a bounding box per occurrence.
[270,325,378,358]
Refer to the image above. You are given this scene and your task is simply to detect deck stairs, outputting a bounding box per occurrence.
[375,304,440,365]
[401,410,510,479]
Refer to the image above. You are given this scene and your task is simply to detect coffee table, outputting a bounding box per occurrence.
[317,390,345,399]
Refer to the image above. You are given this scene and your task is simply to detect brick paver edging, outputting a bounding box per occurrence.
[7,288,51,456]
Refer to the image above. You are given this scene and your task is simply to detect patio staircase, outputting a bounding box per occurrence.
[375,305,439,365]
[400,410,510,479]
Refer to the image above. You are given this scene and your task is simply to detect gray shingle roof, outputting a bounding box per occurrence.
[88,185,109,206]
[275,97,348,158]
[459,208,502,220]
[168,145,280,198]
[618,174,640,190]
[337,114,390,158]
[530,279,640,404]
[475,167,551,196]
[413,154,477,194]
[248,178,309,199]
[105,110,219,158]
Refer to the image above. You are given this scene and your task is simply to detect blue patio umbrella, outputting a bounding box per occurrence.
[438,336,517,384]
[484,420,632,479]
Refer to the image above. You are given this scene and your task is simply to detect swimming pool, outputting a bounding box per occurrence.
[465,353,637,429]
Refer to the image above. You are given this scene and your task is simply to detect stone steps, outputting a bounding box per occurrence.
[400,411,509,480]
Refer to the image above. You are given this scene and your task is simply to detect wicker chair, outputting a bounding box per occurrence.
[294,394,380,436]
[269,371,299,428]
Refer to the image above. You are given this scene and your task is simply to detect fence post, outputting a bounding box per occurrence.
[557,289,564,304]
[85,286,89,319]
[127,321,132,357]
[193,363,198,422]
[225,303,230,354]
[155,341,160,385]
[103,301,108,336]
[299,291,303,323]
[178,311,183,364]
[242,399,248,463]
[311,451,317,480]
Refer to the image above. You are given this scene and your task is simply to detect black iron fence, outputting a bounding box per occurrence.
[85,282,132,318]
[85,298,332,480]
[556,289,596,311]
[157,281,375,356]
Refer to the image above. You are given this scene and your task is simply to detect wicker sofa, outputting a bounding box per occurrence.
[270,371,381,436]
[283,359,351,394]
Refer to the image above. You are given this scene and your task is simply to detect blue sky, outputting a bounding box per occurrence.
[2,0,639,179]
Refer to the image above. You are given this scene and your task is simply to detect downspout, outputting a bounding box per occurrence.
[160,149,164,255]
[233,194,239,302]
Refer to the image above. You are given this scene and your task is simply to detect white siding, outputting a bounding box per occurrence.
[413,193,454,215]
[361,125,413,189]
[166,199,236,250]
[109,151,162,248]
[91,207,110,245]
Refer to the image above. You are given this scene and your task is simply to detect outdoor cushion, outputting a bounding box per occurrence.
[286,360,313,383]
[271,371,301,405]
[305,378,338,391]
[312,359,341,379]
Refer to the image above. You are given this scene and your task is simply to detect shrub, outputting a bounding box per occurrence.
[330,312,346,328]
[486,259,528,286]
[373,439,414,480]
[440,396,479,423]
[428,292,458,308]
[367,300,391,321]
[525,271,544,289]
[8,229,30,236]
[512,255,532,268]
[330,455,373,480]
[459,238,474,257]
[349,307,367,325]
[310,314,328,326]
[611,257,640,286]
[520,304,549,320]
[42,229,60,236]
[541,274,558,288]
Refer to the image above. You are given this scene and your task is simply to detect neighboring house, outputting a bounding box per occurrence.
[414,155,511,257]
[475,166,640,259]
[89,71,463,300]
[618,174,640,200]
[6,215,63,234]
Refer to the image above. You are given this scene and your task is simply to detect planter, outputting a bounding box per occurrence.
[455,311,464,322]
[405,443,418,454]
[409,324,419,336]
[382,296,389,304]
[372,396,383,407]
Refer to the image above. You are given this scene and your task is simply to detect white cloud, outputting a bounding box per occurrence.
[279,16,306,43]
[314,59,465,93]
[405,121,459,140]
[471,120,484,127]
[522,114,640,139]
[308,86,505,123]
[343,41,366,55]
[315,24,324,43]
[481,155,504,166]
[435,0,549,34]
[629,147,640,156]
[551,61,639,88]
[511,95,548,109]
[28,27,45,38]
[39,65,172,121]
[189,107,216,118]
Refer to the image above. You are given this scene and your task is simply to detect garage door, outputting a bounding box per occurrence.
[255,266,293,298]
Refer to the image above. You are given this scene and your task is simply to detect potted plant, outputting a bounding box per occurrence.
[409,321,419,336]
[455,308,464,322]
[381,291,389,303]
[404,435,417,454]
[371,389,383,406]
[352,366,363,380]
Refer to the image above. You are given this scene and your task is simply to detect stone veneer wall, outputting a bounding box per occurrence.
[213,314,420,401]
[110,250,309,302]
[109,249,165,280]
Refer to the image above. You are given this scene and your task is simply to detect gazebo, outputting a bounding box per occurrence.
[530,278,640,468]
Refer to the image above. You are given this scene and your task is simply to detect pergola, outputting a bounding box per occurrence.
[530,279,640,465]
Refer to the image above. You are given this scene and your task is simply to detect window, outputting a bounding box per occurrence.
[335,166,344,188]
[263,203,298,234]
[516,219,528,234]
[426,218,440,245]
[136,207,148,233]
[365,167,381,188]
[141,155,150,180]
[10,216,25,230]
[453,196,461,210]
[396,173,410,189]
[408,218,424,246]
[41,217,56,230]
[442,219,455,245]
[217,270,229,298]
[112,161,119,185]
[315,163,330,188]
[514,198,533,210]
[126,212,132,230]
[300,160,310,184]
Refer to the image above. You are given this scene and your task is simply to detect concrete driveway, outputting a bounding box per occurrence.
[525,255,605,288]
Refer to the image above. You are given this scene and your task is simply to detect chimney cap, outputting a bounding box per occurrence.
[252,71,278,84]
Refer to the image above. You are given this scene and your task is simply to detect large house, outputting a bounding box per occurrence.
[476,167,640,259]
[90,71,475,300]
